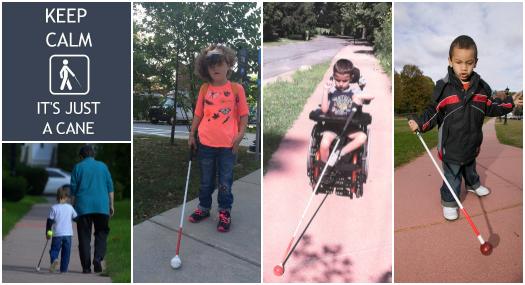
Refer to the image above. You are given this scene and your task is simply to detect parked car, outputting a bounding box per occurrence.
[148,94,193,125]
[43,168,71,195]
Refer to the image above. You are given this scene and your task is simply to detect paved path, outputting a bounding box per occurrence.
[263,36,367,79]
[133,170,261,283]
[263,42,392,282]
[394,118,523,282]
[2,201,111,283]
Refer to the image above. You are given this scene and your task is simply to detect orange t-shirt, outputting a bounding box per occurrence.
[462,82,470,90]
[195,81,249,148]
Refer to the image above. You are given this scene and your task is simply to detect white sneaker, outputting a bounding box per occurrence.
[443,206,458,221]
[326,149,341,167]
[468,185,490,196]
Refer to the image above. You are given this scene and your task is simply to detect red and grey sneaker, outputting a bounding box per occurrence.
[189,209,210,222]
[214,210,231,232]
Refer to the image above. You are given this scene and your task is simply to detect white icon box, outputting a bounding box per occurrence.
[49,54,90,95]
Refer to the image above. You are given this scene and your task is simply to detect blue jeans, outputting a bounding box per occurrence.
[441,160,480,207]
[197,143,236,212]
[49,236,72,273]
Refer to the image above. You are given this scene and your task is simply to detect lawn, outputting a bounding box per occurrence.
[263,60,332,174]
[263,38,314,47]
[494,118,523,148]
[133,136,260,225]
[394,117,438,169]
[102,199,131,283]
[394,116,522,169]
[2,195,46,238]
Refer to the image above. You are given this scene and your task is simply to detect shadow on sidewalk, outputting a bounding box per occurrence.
[477,195,500,248]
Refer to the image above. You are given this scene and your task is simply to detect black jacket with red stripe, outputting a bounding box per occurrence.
[414,66,515,165]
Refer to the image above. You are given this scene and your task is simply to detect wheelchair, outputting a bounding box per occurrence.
[306,68,372,199]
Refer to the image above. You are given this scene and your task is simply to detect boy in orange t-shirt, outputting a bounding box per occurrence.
[188,44,249,232]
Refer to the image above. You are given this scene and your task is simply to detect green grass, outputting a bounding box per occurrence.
[133,136,260,225]
[494,118,523,148]
[263,38,306,47]
[263,60,332,174]
[101,199,131,283]
[394,118,439,169]
[2,195,46,238]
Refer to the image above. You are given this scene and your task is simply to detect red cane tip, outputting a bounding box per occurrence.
[273,264,284,276]
[480,242,493,256]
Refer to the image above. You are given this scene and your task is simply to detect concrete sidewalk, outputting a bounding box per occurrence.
[133,169,261,283]
[263,42,392,282]
[2,201,111,283]
[394,118,523,282]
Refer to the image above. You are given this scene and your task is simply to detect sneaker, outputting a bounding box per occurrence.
[189,209,210,222]
[327,149,341,167]
[93,256,102,273]
[214,210,231,232]
[443,206,458,221]
[468,185,490,196]
[83,268,91,274]
[49,259,59,273]
[60,271,67,274]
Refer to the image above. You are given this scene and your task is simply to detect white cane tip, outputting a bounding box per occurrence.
[171,256,181,269]
[36,267,40,271]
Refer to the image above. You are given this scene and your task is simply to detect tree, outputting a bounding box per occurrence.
[134,2,260,143]
[262,3,316,38]
[393,70,403,112]
[397,65,435,115]
[263,2,283,40]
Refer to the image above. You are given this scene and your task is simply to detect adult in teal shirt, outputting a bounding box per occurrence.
[70,145,114,274]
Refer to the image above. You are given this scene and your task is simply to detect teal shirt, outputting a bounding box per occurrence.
[70,157,114,216]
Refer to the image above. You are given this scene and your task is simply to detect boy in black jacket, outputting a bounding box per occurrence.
[408,35,523,220]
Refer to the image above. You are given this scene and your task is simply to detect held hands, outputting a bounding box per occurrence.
[408,120,420,134]
[231,134,243,154]
[513,91,523,107]
[109,205,114,217]
[46,235,51,240]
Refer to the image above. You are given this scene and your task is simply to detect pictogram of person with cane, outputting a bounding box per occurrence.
[60,59,82,90]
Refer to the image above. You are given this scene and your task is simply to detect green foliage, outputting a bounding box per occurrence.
[101,199,131,282]
[394,119,439,168]
[2,143,22,171]
[15,165,48,196]
[288,34,304,40]
[94,144,131,200]
[2,195,47,238]
[373,7,392,78]
[263,3,316,40]
[133,94,157,120]
[394,65,435,114]
[56,143,85,172]
[2,170,29,202]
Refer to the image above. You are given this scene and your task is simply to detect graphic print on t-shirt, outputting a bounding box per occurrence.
[331,94,353,116]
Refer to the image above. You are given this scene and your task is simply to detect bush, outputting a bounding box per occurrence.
[15,165,48,196]
[288,34,304,40]
[113,181,124,201]
[374,8,392,78]
[3,171,29,202]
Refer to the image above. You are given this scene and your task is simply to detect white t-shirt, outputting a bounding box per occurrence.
[48,203,78,237]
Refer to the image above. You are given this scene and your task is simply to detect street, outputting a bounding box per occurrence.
[263,36,356,79]
[133,122,258,147]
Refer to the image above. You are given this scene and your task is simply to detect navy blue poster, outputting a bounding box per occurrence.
[2,2,131,141]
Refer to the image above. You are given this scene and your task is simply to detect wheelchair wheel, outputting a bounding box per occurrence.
[307,124,320,183]
[362,129,371,181]
[355,172,363,198]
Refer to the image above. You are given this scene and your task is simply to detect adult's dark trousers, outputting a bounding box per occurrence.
[77,214,110,270]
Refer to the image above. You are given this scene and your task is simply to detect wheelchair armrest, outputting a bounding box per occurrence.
[309,108,372,125]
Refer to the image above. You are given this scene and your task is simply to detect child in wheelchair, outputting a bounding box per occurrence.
[307,59,374,199]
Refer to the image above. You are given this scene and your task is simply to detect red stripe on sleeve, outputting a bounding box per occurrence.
[437,95,460,112]
[501,103,513,108]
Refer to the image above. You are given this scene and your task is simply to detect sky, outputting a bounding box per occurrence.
[394,2,523,92]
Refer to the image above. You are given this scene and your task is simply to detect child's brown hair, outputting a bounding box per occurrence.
[56,187,69,201]
[195,44,238,81]
[333,59,354,76]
